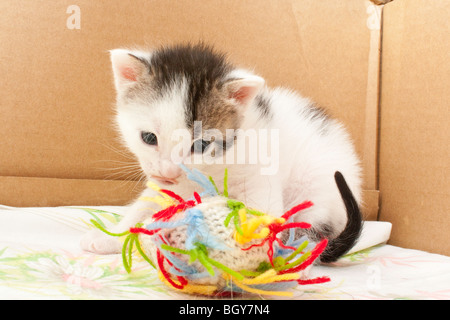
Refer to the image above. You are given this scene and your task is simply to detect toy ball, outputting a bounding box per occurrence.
[93,166,330,297]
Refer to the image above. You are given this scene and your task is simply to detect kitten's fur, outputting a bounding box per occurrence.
[81,43,363,262]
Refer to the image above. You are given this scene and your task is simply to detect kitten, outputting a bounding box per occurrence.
[81,43,362,263]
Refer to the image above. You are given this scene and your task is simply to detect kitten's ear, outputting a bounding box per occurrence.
[109,49,148,90]
[223,73,265,107]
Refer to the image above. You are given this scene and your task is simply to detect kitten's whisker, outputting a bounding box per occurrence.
[97,141,137,160]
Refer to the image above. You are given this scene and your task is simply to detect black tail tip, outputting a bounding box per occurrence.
[319,171,363,263]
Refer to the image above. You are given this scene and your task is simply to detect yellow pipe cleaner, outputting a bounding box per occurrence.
[139,181,177,209]
[223,273,295,297]
[234,208,285,245]
[157,272,218,296]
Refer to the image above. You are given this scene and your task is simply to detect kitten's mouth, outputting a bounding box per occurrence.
[150,175,179,185]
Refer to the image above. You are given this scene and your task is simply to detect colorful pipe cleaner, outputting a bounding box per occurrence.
[93,167,330,297]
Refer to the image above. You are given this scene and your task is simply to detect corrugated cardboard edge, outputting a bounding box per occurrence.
[0,176,145,207]
[363,1,383,193]
[361,0,385,220]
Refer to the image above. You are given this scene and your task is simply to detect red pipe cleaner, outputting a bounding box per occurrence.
[152,200,196,221]
[281,201,314,220]
[157,235,187,274]
[193,192,202,204]
[129,227,160,236]
[297,276,330,285]
[160,189,184,203]
[156,249,187,289]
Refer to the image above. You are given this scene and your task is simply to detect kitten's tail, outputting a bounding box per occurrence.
[319,171,363,263]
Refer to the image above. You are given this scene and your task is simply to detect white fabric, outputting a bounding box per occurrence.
[347,221,392,254]
[0,205,449,300]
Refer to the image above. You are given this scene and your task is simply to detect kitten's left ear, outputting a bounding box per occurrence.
[109,49,149,91]
[223,73,265,107]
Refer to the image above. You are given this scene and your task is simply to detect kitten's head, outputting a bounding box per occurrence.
[110,43,264,185]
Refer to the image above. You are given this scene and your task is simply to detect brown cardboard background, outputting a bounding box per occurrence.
[379,0,450,255]
[1,1,379,216]
[0,176,144,207]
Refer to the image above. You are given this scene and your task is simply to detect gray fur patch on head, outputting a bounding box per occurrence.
[149,44,233,122]
[147,43,244,141]
[115,43,257,146]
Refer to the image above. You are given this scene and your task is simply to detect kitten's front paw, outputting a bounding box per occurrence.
[80,229,122,254]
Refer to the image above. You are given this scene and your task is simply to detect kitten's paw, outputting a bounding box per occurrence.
[80,229,122,254]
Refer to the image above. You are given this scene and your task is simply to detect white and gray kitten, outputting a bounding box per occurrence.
[81,43,362,262]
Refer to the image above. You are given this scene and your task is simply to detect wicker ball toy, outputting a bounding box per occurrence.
[93,166,330,297]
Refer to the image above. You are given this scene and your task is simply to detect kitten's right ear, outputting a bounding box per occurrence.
[109,49,148,90]
[222,70,265,108]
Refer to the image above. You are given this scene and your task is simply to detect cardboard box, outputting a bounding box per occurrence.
[0,0,448,254]
[0,0,381,211]
[378,0,450,255]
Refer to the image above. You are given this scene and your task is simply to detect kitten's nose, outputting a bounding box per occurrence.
[159,161,182,180]
[151,162,182,186]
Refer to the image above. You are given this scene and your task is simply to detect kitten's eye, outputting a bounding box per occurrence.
[141,131,158,146]
[191,139,211,154]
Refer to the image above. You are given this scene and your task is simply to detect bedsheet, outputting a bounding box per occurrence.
[0,205,449,300]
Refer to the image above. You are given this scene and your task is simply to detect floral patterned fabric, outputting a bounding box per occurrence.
[0,205,449,300]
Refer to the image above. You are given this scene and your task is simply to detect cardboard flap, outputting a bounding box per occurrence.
[379,0,450,255]
[0,176,144,207]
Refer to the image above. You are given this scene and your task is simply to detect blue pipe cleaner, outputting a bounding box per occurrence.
[183,209,229,251]
[179,163,218,197]
[146,208,229,251]
[153,236,209,279]
[168,266,212,280]
[222,282,247,294]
